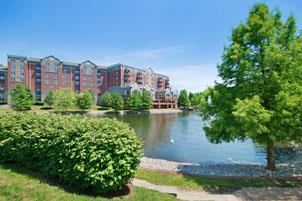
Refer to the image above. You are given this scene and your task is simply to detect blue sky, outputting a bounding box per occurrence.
[0,0,301,92]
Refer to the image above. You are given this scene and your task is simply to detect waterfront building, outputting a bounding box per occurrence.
[4,55,178,108]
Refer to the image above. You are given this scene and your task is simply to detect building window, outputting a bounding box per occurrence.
[90,82,94,87]
[45,73,49,78]
[54,73,58,79]
[11,77,15,81]
[64,81,68,86]
[45,79,49,84]
[83,82,86,86]
[54,80,58,85]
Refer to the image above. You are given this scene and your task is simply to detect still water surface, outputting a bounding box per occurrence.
[108,112,301,164]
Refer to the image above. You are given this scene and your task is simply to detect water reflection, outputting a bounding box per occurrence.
[104,112,301,164]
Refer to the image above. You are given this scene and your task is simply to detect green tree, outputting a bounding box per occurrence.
[190,92,203,109]
[200,3,302,170]
[75,90,94,110]
[44,91,54,106]
[110,92,123,112]
[140,89,152,110]
[10,84,33,111]
[53,88,75,111]
[127,91,142,110]
[100,91,112,108]
[177,89,190,109]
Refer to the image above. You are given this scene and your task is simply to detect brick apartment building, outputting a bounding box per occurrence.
[2,55,178,108]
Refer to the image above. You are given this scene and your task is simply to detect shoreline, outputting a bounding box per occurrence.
[140,156,302,178]
[87,108,183,117]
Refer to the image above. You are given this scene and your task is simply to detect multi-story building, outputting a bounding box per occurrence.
[4,54,178,108]
[0,64,7,101]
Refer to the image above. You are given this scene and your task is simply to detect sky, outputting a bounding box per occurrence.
[0,0,301,92]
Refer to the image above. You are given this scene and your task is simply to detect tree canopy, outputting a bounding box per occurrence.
[44,91,54,106]
[10,84,33,111]
[200,3,302,170]
[100,91,112,108]
[110,92,123,112]
[75,91,94,110]
[178,89,190,109]
[53,88,75,111]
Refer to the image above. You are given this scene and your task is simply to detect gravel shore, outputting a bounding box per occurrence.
[140,157,302,177]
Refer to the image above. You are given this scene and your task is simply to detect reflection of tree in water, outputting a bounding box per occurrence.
[252,141,302,164]
[118,113,178,154]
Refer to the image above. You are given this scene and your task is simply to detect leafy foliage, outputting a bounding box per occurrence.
[53,88,75,111]
[189,92,203,109]
[99,91,112,108]
[127,90,152,111]
[0,112,143,193]
[75,91,94,110]
[44,91,54,106]
[111,92,123,112]
[177,89,190,109]
[200,3,302,170]
[127,91,142,110]
[140,89,152,110]
[10,84,33,111]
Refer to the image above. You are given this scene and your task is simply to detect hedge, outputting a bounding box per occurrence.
[0,112,143,193]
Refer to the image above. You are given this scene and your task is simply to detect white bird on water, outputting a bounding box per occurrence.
[170,139,175,144]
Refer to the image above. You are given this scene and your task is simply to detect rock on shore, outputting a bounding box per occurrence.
[140,157,302,177]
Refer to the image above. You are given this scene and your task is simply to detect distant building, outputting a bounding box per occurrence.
[0,64,7,101]
[3,54,178,108]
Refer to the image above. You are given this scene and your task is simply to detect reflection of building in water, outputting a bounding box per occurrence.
[119,113,178,154]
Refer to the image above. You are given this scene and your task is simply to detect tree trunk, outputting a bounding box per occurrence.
[266,139,276,171]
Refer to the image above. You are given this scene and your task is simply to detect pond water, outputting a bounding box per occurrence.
[108,112,301,164]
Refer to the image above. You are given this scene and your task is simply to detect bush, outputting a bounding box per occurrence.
[0,112,143,193]
[10,84,34,111]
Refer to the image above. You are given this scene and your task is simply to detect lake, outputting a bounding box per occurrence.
[107,111,301,164]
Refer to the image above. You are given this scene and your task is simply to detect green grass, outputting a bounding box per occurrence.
[0,166,179,201]
[136,169,302,192]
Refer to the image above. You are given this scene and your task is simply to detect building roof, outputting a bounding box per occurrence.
[62,61,79,66]
[28,58,41,62]
[7,54,27,59]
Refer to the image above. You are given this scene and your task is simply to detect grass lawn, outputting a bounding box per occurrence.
[0,166,179,201]
[136,169,302,192]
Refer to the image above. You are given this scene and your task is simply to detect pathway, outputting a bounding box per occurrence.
[132,178,302,201]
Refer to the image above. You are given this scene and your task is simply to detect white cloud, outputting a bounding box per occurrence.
[92,46,187,65]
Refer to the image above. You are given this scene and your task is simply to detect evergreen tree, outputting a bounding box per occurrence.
[200,3,302,170]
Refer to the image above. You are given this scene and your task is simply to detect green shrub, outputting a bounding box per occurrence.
[0,112,143,193]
